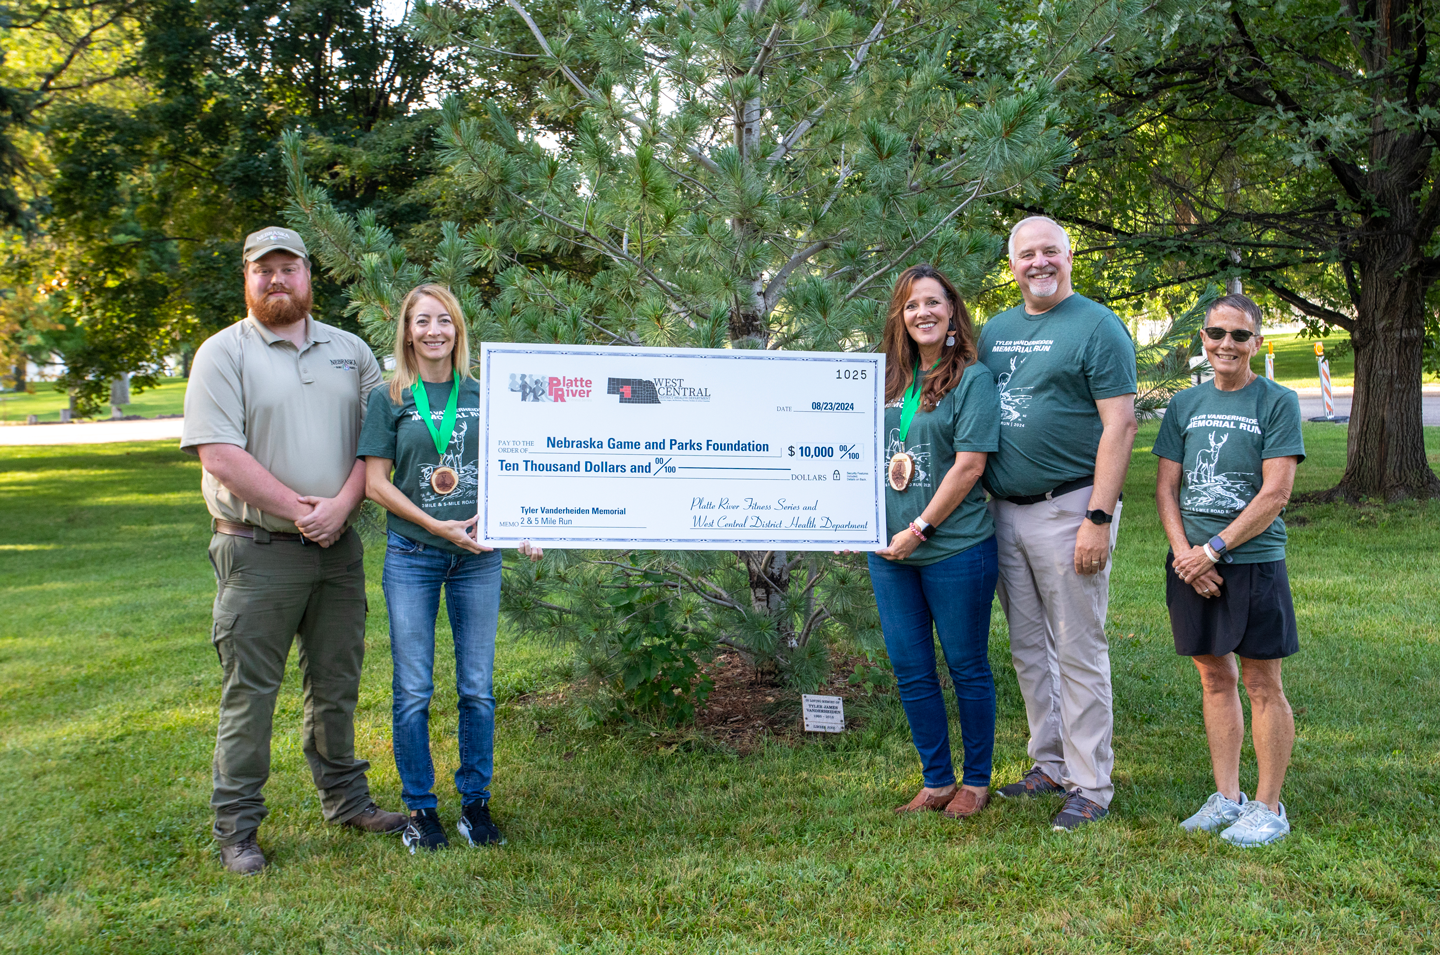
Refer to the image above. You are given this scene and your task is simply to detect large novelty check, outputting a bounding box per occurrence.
[479,343,886,549]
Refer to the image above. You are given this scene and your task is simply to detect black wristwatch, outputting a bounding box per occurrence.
[1085,508,1113,526]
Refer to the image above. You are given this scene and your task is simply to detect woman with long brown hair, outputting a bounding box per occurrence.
[870,263,1002,820]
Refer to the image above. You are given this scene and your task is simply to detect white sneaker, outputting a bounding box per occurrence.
[1220,800,1290,847]
[1180,791,1247,833]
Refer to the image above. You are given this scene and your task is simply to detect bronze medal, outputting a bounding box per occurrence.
[430,466,459,495]
[887,452,914,491]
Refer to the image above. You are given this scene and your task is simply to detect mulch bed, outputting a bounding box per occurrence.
[693,650,869,753]
[514,650,875,754]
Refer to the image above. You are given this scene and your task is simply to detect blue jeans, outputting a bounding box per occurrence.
[381,531,502,811]
[868,536,999,788]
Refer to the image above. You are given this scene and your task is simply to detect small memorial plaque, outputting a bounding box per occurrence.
[801,694,845,733]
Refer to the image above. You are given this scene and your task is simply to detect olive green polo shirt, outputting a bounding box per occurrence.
[181,314,383,533]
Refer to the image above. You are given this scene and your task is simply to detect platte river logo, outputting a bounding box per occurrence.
[509,373,594,402]
[606,377,710,404]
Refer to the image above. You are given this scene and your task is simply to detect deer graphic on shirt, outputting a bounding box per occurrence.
[995,355,1034,424]
[1193,431,1228,485]
[1183,430,1252,512]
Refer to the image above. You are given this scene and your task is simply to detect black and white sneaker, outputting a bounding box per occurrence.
[457,800,505,847]
[402,808,449,853]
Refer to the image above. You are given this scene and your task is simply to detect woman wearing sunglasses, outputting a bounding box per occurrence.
[869,264,1002,820]
[1153,293,1304,846]
[357,284,541,854]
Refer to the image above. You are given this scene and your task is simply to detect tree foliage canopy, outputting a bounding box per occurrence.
[288,0,1158,704]
[997,0,1440,498]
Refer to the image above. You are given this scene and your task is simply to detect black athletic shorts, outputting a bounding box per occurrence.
[1165,551,1299,660]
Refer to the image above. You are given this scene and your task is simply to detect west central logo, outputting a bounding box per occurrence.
[509,373,594,402]
[607,378,661,404]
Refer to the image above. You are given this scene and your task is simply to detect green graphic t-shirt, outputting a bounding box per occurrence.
[977,294,1137,500]
[357,377,481,554]
[1152,376,1305,563]
[883,362,1000,565]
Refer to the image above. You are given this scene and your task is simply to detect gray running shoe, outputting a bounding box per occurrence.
[1050,791,1108,831]
[1180,791,1247,833]
[996,767,1065,799]
[1220,800,1290,847]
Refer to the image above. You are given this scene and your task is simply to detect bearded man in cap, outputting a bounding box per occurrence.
[182,227,404,874]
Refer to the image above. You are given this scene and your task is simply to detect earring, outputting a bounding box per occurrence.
[945,325,956,347]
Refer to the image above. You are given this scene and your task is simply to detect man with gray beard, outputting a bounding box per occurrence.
[182,227,403,874]
[977,216,1138,831]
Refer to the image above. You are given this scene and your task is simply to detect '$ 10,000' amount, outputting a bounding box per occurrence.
[788,445,863,459]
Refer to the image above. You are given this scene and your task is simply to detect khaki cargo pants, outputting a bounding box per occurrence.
[990,486,1118,808]
[208,527,373,845]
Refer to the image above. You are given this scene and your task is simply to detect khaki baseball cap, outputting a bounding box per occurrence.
[242,226,308,263]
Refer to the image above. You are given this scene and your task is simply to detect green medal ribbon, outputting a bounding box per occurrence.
[411,377,460,456]
[897,359,941,443]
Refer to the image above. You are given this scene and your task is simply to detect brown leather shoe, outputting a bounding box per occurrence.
[894,787,956,814]
[220,833,267,875]
[342,803,406,834]
[941,788,989,819]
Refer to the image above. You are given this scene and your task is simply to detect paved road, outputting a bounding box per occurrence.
[0,417,185,446]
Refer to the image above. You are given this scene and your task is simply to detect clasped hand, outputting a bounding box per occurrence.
[1171,543,1223,598]
[295,495,349,547]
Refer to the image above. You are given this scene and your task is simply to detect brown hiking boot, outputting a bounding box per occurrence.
[342,802,406,834]
[220,833,266,875]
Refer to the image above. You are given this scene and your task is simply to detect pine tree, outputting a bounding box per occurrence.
[286,0,1150,714]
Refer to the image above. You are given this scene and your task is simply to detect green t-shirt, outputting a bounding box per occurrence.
[357,377,481,555]
[1152,376,1305,563]
[977,294,1137,500]
[883,362,1000,565]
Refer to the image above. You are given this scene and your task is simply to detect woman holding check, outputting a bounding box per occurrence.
[357,284,540,854]
[869,264,1001,819]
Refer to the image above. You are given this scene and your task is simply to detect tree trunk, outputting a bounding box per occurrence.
[1335,262,1440,501]
[731,1,785,646]
[10,363,24,393]
[736,550,797,678]
[110,372,131,412]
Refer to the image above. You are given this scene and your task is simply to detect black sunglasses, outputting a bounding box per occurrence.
[1201,326,1256,343]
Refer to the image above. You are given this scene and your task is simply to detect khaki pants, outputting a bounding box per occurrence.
[208,528,372,844]
[990,486,1116,807]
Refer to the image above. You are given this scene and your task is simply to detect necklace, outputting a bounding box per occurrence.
[887,358,942,492]
[411,377,461,494]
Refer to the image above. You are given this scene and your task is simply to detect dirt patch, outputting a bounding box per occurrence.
[512,651,879,753]
[694,650,870,753]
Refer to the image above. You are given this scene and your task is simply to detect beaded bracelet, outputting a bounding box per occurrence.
[909,521,927,542]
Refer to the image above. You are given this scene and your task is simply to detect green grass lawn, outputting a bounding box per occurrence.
[1,429,1438,952]
[0,377,189,425]
[1247,331,1440,390]
[1252,332,1353,390]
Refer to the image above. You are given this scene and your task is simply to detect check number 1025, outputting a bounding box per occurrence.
[835,369,868,380]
